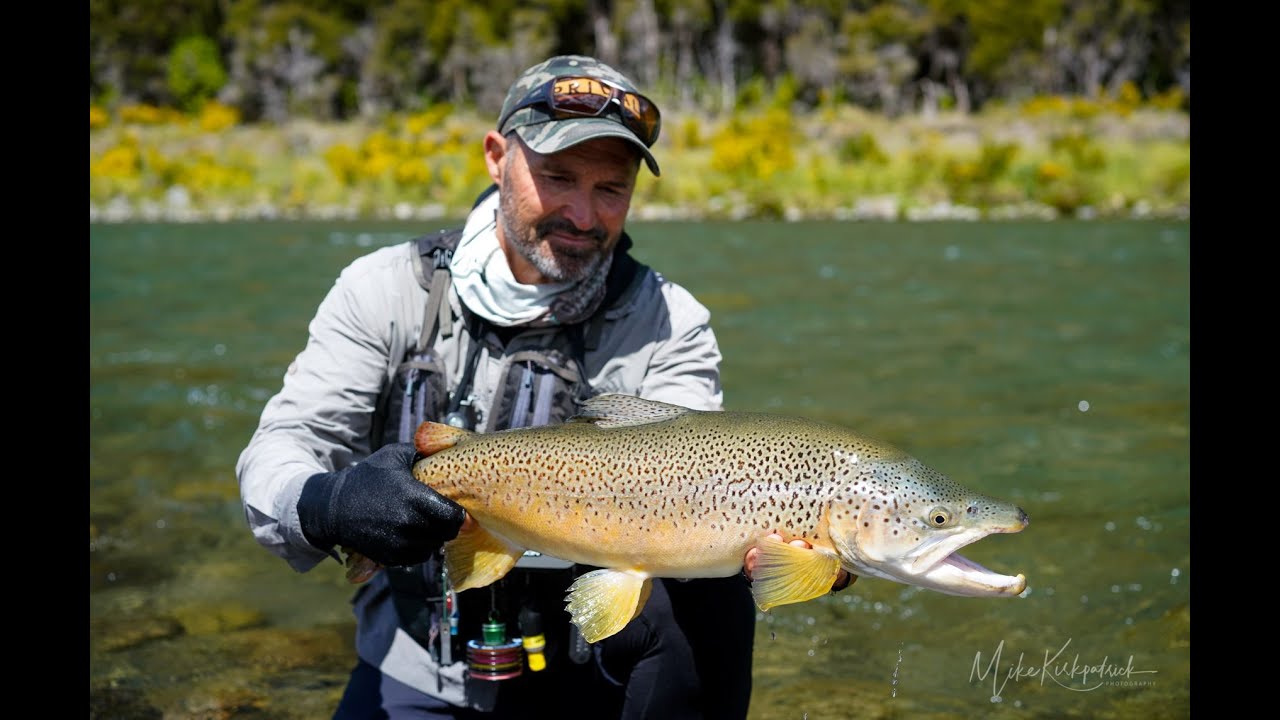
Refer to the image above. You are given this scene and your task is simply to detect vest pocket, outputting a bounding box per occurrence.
[485,349,586,432]
[382,353,450,446]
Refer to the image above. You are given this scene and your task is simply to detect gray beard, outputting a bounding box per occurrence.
[497,188,608,283]
[495,190,614,326]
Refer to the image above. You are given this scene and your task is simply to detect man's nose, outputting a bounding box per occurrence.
[561,191,596,230]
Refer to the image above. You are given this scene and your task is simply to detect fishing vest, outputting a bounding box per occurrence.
[375,224,643,444]
[375,213,645,708]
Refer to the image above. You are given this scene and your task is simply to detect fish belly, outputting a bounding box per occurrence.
[471,496,755,578]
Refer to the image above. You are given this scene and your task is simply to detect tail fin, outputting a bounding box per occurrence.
[415,421,471,456]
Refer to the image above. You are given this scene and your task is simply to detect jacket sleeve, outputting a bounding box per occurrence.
[636,277,724,412]
[235,246,411,572]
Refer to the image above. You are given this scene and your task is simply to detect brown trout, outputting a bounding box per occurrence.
[350,394,1029,643]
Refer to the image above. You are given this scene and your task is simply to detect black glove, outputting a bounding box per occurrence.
[298,442,465,567]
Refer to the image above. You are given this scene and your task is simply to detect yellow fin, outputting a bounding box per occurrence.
[564,569,653,643]
[443,523,524,592]
[415,421,471,456]
[749,540,842,611]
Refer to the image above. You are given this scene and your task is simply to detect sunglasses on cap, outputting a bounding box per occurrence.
[499,76,661,147]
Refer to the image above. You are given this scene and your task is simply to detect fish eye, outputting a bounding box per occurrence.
[927,508,951,527]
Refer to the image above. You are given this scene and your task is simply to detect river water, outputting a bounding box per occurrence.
[90,219,1190,719]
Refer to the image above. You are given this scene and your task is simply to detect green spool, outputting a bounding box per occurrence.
[481,619,507,646]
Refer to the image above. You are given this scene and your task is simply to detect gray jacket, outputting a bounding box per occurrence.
[235,233,723,700]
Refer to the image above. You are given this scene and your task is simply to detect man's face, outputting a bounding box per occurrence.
[485,132,640,284]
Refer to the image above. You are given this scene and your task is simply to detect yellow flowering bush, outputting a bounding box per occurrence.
[1036,160,1069,183]
[198,102,240,132]
[174,153,255,196]
[92,144,142,179]
[708,109,796,180]
[394,158,432,187]
[119,104,186,126]
[90,106,110,130]
[324,144,361,186]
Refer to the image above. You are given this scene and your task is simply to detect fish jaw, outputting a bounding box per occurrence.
[913,549,1028,597]
[835,497,1029,598]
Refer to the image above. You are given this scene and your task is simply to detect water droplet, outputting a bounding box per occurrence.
[891,641,903,697]
[807,649,815,657]
[991,695,1002,703]
[1104,521,1115,531]
[156,519,166,529]
[1080,595,1089,604]
[1078,400,1090,412]
[107,572,117,582]
[1111,584,1121,593]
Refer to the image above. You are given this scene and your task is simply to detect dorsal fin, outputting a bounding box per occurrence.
[569,393,695,428]
[414,421,472,456]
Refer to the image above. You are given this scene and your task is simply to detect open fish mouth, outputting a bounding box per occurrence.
[854,528,1028,597]
[923,550,1027,596]
[901,511,1029,596]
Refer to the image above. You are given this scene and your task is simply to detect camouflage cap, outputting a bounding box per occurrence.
[498,55,661,176]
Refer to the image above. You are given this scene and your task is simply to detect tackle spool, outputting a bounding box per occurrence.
[466,619,524,681]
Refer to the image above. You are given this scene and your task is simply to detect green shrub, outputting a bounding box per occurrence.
[167,36,227,113]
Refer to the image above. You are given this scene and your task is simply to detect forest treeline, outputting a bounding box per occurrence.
[90,0,1190,123]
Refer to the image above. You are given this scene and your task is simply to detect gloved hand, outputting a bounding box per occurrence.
[297,442,466,567]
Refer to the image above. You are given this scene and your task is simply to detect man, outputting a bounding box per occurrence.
[238,55,848,719]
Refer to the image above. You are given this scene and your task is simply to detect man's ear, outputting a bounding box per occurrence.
[483,131,508,185]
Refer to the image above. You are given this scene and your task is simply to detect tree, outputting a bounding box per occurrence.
[167,34,227,111]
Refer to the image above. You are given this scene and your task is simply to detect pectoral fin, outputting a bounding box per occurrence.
[342,549,382,584]
[564,569,653,643]
[443,523,524,591]
[415,421,471,456]
[749,540,843,611]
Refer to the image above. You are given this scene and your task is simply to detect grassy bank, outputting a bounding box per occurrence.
[89,98,1190,223]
